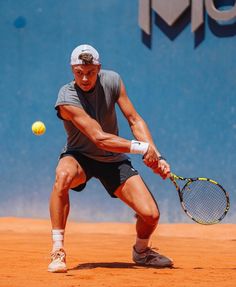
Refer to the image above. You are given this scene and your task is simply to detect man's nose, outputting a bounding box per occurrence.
[82,75,88,81]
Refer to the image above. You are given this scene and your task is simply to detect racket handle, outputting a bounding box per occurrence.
[169,173,176,180]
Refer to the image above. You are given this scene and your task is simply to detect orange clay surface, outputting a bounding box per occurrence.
[0,217,235,287]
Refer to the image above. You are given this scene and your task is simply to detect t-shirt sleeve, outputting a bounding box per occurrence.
[55,83,83,119]
[104,71,121,103]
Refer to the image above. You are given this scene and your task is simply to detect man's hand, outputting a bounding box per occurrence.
[153,158,170,179]
[143,146,170,179]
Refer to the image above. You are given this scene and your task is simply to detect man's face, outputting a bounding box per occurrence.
[72,64,101,92]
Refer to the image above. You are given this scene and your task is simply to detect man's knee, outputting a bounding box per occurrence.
[138,207,160,226]
[54,169,75,195]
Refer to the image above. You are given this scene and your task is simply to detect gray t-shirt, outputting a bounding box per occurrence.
[55,69,128,162]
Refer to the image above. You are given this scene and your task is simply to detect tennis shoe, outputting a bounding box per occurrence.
[133,246,173,268]
[48,248,67,273]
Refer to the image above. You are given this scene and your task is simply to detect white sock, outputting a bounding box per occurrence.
[134,237,150,253]
[52,229,64,252]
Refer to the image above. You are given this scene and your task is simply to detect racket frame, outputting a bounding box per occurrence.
[170,173,230,225]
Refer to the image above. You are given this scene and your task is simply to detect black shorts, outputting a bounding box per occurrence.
[60,151,139,198]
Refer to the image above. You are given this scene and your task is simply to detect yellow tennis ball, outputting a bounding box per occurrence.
[31,121,46,136]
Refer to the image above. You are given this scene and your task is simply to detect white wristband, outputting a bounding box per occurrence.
[130,140,149,155]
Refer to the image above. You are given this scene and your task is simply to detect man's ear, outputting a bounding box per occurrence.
[97,64,101,73]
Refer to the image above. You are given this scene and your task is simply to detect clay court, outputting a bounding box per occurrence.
[1,218,235,287]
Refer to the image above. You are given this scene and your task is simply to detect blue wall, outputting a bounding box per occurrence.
[0,1,235,223]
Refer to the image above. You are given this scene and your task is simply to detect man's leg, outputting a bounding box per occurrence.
[48,156,86,273]
[50,156,86,229]
[114,175,173,267]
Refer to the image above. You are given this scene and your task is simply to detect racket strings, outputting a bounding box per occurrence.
[181,180,228,224]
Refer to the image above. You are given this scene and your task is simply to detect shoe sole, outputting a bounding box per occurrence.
[133,261,174,268]
[48,268,67,273]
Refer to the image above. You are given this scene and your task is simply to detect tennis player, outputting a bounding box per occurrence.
[48,44,173,272]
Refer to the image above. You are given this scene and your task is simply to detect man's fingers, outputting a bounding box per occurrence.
[149,162,159,169]
[143,155,171,180]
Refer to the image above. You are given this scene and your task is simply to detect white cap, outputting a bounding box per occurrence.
[70,44,100,65]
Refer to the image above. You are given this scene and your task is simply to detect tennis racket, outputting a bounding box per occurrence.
[169,173,230,225]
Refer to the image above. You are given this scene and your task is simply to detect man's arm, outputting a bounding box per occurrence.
[117,81,159,152]
[117,80,170,178]
[59,104,159,160]
[59,105,131,153]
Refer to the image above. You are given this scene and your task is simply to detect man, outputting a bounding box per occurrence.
[48,44,173,273]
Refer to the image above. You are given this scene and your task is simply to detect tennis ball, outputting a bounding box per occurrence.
[31,121,46,136]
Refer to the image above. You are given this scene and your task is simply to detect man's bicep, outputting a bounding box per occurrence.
[59,104,85,120]
[57,105,71,120]
[117,80,141,125]
[59,105,103,140]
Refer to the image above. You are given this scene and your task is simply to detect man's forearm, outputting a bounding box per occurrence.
[94,132,131,153]
[92,131,148,155]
